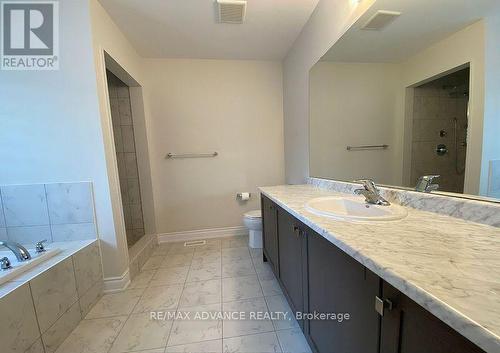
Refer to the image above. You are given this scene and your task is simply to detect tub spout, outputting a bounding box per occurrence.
[0,241,31,261]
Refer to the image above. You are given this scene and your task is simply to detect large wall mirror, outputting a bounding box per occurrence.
[309,0,500,202]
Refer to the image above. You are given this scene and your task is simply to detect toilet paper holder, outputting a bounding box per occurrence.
[237,193,251,200]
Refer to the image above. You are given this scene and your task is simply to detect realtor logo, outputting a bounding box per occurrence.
[1,1,59,70]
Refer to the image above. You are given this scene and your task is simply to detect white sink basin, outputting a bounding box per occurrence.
[305,196,408,221]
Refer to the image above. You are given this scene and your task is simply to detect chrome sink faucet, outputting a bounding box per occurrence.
[415,175,440,193]
[354,179,390,206]
[0,241,31,262]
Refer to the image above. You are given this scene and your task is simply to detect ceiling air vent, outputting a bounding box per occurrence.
[361,10,401,31]
[217,0,247,24]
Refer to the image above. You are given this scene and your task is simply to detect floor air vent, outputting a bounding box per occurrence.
[184,240,207,247]
[217,0,247,24]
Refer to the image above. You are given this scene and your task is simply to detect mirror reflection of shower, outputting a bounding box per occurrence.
[446,82,469,176]
[410,67,470,193]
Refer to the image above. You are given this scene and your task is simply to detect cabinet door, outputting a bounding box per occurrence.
[307,230,380,353]
[380,282,485,353]
[277,209,306,325]
[261,195,279,276]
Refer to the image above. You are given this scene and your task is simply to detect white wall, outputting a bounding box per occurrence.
[283,0,376,184]
[143,59,285,234]
[309,62,402,184]
[0,0,116,273]
[483,15,500,197]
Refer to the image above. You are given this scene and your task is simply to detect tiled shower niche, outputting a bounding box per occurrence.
[107,71,145,248]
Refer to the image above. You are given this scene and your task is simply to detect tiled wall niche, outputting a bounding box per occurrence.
[0,241,103,353]
[0,182,96,245]
[107,71,146,248]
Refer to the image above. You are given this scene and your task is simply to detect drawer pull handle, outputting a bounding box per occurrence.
[375,296,393,316]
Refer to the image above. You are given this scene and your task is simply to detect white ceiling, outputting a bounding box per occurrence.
[98,0,319,60]
[322,0,500,63]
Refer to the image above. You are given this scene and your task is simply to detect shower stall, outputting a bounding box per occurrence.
[106,71,146,247]
[409,67,469,193]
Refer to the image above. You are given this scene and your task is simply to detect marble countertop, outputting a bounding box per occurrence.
[260,184,500,353]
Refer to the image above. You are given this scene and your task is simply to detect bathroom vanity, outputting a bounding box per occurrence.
[260,184,500,353]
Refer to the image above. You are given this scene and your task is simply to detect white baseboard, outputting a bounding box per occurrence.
[103,269,131,293]
[158,226,248,243]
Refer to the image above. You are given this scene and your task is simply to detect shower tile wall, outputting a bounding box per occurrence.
[107,72,145,248]
[411,70,469,193]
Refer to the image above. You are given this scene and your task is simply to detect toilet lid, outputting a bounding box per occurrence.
[244,210,261,219]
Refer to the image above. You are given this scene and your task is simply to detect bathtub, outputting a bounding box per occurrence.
[0,247,60,285]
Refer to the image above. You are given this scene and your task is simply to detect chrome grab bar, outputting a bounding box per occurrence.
[166,152,218,159]
[346,144,389,151]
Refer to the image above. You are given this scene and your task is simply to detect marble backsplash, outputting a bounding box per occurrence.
[0,182,97,244]
[307,177,500,227]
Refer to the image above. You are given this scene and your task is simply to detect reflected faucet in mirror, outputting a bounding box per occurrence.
[415,175,440,193]
[353,179,390,206]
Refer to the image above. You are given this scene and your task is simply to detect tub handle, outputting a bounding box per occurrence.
[35,240,48,253]
[0,257,11,270]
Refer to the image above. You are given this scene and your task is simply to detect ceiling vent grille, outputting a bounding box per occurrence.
[361,10,401,31]
[217,0,247,24]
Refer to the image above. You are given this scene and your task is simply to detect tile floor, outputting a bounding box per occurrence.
[54,235,312,353]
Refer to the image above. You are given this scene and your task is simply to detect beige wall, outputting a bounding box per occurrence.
[283,0,376,184]
[90,1,285,274]
[143,59,285,234]
[98,55,286,241]
[309,22,485,195]
[309,62,402,184]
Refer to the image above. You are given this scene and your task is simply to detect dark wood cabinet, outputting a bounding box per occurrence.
[261,195,279,276]
[277,208,307,328]
[306,229,381,353]
[379,282,485,353]
[260,195,485,353]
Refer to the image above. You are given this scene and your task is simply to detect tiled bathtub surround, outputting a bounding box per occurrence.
[0,240,103,353]
[307,177,500,227]
[0,182,97,244]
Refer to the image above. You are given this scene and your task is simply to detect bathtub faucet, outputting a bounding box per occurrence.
[0,241,31,262]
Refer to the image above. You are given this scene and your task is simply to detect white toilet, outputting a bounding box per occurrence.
[243,210,263,248]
